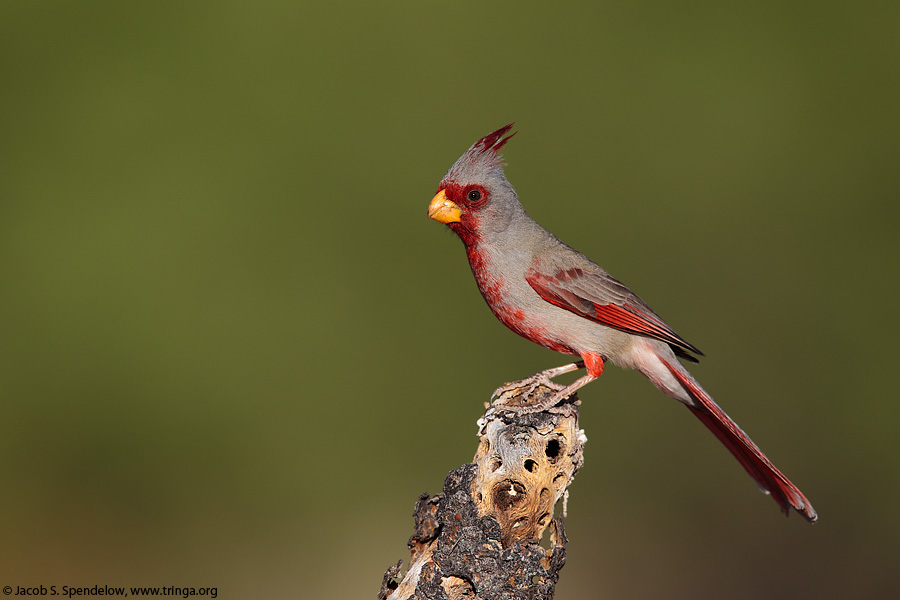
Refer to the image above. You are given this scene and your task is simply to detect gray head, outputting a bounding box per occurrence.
[427,124,528,245]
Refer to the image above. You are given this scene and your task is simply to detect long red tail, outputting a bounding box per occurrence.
[661,360,817,523]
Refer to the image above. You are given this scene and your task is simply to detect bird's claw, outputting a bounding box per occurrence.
[491,371,566,404]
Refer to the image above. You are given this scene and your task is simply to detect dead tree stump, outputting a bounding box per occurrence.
[379,384,586,600]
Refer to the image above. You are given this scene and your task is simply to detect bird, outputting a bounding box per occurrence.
[426,123,817,523]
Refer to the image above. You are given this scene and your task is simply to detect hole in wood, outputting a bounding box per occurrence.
[524,459,537,472]
[492,479,527,510]
[545,438,563,463]
[490,456,502,472]
[539,523,553,550]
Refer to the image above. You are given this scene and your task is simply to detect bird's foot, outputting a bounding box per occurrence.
[488,362,595,416]
[491,372,562,403]
[491,360,584,403]
[483,380,579,422]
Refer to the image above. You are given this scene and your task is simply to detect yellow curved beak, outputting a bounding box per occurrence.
[428,189,461,224]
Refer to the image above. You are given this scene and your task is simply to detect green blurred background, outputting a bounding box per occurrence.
[1,1,898,598]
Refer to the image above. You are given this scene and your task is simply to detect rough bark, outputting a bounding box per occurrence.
[379,384,586,600]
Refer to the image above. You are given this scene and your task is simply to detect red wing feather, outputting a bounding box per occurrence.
[527,267,702,357]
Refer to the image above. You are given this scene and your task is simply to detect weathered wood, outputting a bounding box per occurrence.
[379,385,586,600]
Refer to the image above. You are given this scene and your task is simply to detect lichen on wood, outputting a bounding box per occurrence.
[379,384,586,600]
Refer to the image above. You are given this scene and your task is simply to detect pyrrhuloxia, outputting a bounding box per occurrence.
[427,124,816,522]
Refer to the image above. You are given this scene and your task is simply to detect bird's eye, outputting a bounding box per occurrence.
[467,190,483,202]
